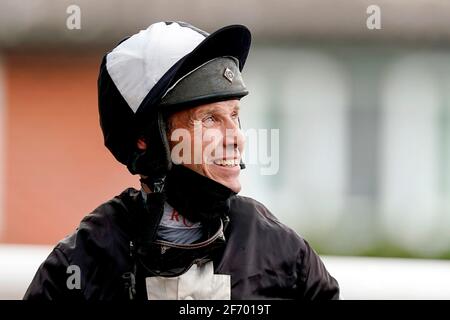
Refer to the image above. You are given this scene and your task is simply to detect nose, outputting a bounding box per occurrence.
[223,117,244,152]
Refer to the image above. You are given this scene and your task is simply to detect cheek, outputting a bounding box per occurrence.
[202,130,223,160]
[237,129,245,150]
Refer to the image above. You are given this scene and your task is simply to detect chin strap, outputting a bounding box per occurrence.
[136,177,167,252]
[238,117,246,170]
[123,176,167,300]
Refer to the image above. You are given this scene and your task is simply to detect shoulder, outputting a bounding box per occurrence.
[228,195,307,252]
[56,188,140,264]
[228,196,340,299]
[230,195,280,223]
[24,188,141,300]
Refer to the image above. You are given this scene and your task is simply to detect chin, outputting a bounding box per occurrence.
[229,183,241,193]
[184,163,242,193]
[207,165,241,192]
[217,179,241,193]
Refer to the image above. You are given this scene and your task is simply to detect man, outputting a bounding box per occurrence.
[24,21,340,300]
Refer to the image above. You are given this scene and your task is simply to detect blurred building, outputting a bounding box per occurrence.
[0,0,449,258]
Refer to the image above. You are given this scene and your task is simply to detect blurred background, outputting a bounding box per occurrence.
[0,0,449,299]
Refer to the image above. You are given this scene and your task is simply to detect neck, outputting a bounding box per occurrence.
[139,175,152,193]
[165,164,237,223]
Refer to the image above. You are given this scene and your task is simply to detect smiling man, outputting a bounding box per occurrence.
[24,21,340,300]
[160,99,244,193]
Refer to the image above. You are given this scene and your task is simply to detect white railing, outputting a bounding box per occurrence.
[0,244,52,300]
[322,256,450,300]
[0,244,449,300]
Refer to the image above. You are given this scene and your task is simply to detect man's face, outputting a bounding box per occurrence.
[167,99,245,193]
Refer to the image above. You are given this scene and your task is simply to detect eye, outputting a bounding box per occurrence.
[203,115,215,126]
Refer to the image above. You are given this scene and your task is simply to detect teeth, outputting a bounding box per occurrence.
[214,159,240,167]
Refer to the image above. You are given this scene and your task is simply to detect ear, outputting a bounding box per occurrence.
[137,138,147,150]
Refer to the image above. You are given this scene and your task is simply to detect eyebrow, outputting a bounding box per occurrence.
[194,104,240,118]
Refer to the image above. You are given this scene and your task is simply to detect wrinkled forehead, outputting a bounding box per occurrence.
[191,100,240,115]
[166,99,241,127]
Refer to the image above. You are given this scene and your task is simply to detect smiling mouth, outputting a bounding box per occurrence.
[213,159,240,167]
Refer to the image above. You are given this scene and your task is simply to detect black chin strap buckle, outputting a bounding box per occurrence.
[152,177,166,193]
[139,176,166,194]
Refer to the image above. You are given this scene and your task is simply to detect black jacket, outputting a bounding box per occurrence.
[24,188,340,300]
